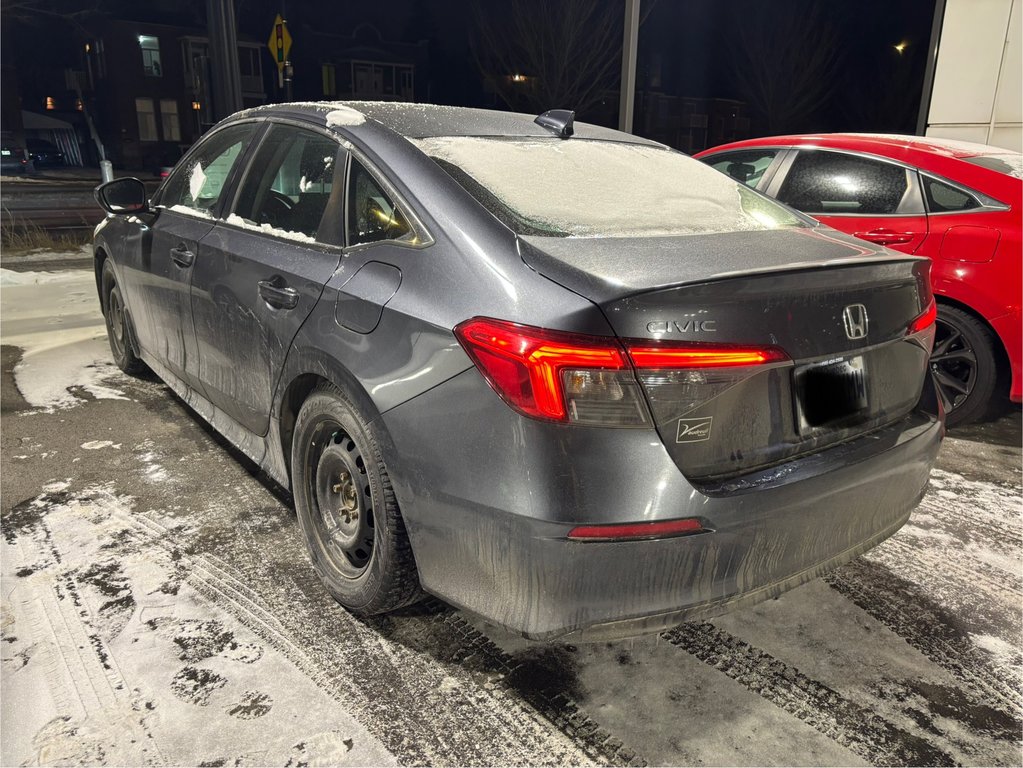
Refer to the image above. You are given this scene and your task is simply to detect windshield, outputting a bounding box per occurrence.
[963,154,1023,179]
[416,137,805,238]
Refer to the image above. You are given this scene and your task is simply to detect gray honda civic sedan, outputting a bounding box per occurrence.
[93,102,943,640]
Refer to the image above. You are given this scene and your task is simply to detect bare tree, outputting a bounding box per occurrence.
[729,2,843,133]
[471,0,624,117]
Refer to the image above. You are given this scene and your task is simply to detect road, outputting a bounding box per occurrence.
[2,256,1020,767]
[1,176,160,234]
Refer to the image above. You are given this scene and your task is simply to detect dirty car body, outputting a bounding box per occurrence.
[93,103,943,640]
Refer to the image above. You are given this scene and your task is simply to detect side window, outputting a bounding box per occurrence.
[160,122,257,216]
[706,149,778,187]
[230,125,344,243]
[922,176,980,213]
[777,150,911,215]
[347,159,413,247]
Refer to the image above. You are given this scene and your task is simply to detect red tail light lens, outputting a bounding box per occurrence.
[567,517,705,541]
[908,299,937,334]
[627,343,788,369]
[455,318,789,426]
[454,318,638,422]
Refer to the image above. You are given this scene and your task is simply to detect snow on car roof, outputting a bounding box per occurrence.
[234,101,661,145]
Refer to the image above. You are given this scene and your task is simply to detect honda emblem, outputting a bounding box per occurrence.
[842,304,869,340]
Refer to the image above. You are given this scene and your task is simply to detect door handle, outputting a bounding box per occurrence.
[854,229,916,246]
[170,244,195,267]
[258,279,299,310]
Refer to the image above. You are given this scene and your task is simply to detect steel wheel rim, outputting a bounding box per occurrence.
[930,316,977,415]
[308,421,375,577]
[107,288,126,358]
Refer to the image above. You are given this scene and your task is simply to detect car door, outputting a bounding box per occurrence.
[189,122,348,435]
[136,121,259,390]
[768,148,929,254]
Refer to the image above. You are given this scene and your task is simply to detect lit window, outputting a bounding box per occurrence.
[139,35,162,77]
[160,99,180,142]
[136,97,158,141]
[75,98,84,112]
[45,96,55,110]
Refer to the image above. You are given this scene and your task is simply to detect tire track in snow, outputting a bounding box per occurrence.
[661,622,959,767]
[826,559,1021,718]
[123,503,647,767]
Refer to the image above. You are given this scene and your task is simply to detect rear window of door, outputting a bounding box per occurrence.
[230,124,345,245]
[705,149,779,188]
[776,150,917,216]
[159,122,257,216]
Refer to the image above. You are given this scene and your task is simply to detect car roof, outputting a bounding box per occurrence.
[698,132,1020,162]
[233,101,662,146]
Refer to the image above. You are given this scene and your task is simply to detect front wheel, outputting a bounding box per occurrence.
[101,260,145,375]
[291,384,421,615]
[930,305,998,428]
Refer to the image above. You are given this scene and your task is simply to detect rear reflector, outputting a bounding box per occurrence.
[567,518,705,541]
[908,299,937,334]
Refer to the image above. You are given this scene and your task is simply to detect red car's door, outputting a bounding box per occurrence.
[769,148,928,254]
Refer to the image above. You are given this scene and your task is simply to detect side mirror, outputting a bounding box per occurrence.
[95,177,149,215]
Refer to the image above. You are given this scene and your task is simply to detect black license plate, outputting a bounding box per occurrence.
[794,355,869,431]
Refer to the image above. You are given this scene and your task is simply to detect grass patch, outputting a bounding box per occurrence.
[1,220,90,255]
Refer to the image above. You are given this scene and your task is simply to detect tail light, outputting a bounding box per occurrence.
[908,299,936,334]
[455,317,789,427]
[454,318,648,426]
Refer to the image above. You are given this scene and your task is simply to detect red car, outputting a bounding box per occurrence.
[696,134,1021,426]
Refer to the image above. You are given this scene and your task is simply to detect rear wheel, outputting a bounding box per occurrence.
[101,260,145,375]
[931,305,998,427]
[291,384,421,615]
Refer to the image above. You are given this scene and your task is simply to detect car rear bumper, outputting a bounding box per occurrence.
[382,369,943,640]
[990,308,1022,402]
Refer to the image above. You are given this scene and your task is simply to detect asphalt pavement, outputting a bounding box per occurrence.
[1,259,1020,766]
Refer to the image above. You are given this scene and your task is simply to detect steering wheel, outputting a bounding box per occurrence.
[260,190,295,226]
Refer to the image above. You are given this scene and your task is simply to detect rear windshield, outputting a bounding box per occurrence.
[963,154,1023,179]
[415,136,805,238]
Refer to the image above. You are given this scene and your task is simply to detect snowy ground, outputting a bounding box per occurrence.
[1,259,1021,767]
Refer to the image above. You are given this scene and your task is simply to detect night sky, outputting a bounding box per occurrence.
[5,0,939,142]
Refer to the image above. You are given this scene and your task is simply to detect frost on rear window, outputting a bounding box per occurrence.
[415,137,804,238]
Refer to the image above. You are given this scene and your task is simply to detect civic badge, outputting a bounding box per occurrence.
[842,304,869,340]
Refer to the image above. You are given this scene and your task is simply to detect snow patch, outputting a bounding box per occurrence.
[224,213,317,243]
[81,441,121,450]
[166,204,214,219]
[325,107,366,127]
[1,267,131,411]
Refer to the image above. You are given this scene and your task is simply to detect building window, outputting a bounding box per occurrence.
[45,96,56,110]
[238,46,259,77]
[322,63,336,97]
[136,97,158,141]
[139,35,162,77]
[160,99,181,141]
[399,68,413,97]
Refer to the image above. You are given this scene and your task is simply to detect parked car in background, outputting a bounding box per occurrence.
[93,104,942,640]
[696,134,1022,426]
[1,144,30,174]
[26,138,65,168]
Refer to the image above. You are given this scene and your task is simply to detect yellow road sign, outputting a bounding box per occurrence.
[267,14,292,72]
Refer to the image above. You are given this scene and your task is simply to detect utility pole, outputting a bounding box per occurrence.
[207,0,243,121]
[618,0,640,134]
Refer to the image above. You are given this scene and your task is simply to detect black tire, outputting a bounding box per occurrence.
[100,260,145,375]
[931,304,998,428]
[291,384,421,615]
